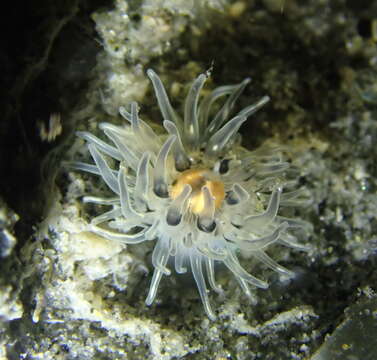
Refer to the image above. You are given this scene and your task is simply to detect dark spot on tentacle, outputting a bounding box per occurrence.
[197,218,216,233]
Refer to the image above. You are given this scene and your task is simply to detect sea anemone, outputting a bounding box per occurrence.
[72,69,312,320]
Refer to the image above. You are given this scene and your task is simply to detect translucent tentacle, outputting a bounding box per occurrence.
[226,183,250,205]
[90,208,122,225]
[69,162,117,177]
[144,219,160,240]
[169,237,177,256]
[205,116,247,157]
[238,222,289,251]
[118,106,132,122]
[83,196,119,205]
[118,168,142,219]
[280,199,313,207]
[224,250,268,289]
[236,95,270,118]
[101,125,140,170]
[88,225,147,244]
[153,135,176,197]
[206,78,251,136]
[184,73,207,149]
[163,120,190,171]
[241,152,283,166]
[134,152,151,212]
[151,239,171,276]
[130,102,141,134]
[209,95,269,152]
[255,162,290,176]
[190,253,216,320]
[198,83,240,134]
[145,269,164,306]
[77,131,122,161]
[204,258,222,293]
[238,279,254,300]
[197,242,227,261]
[253,250,294,277]
[129,102,161,153]
[166,184,191,226]
[279,233,312,252]
[276,216,313,233]
[120,105,161,146]
[280,188,308,202]
[147,69,182,127]
[146,240,170,305]
[197,186,216,232]
[244,187,282,228]
[88,144,119,194]
[175,243,187,274]
[183,232,193,248]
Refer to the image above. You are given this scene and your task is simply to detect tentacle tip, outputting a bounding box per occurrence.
[282,269,295,278]
[86,223,95,231]
[214,287,225,296]
[203,305,217,321]
[280,221,290,232]
[145,298,153,306]
[259,282,269,290]
[146,68,156,78]
[262,95,271,103]
[242,288,257,304]
[98,122,109,130]
[207,313,217,321]
[176,267,187,274]
[162,119,172,128]
[300,244,314,252]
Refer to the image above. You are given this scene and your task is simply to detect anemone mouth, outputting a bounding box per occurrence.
[71,68,312,320]
[170,168,225,216]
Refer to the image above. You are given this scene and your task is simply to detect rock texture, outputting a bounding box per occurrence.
[1,0,377,359]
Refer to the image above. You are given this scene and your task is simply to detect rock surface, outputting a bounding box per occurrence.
[1,0,377,359]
